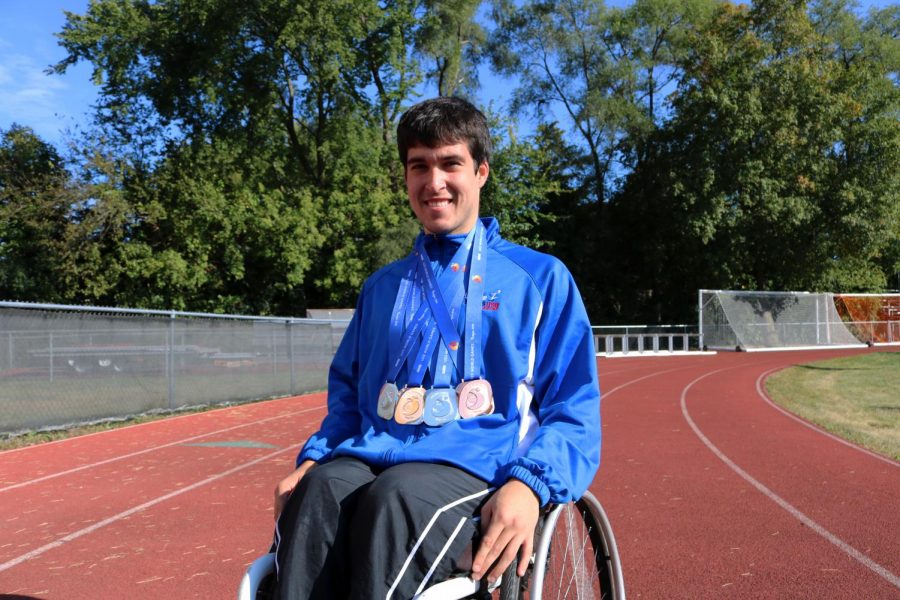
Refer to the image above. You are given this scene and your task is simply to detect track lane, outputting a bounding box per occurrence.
[0,396,328,597]
[0,392,327,489]
[1,452,296,599]
[681,352,899,594]
[595,349,899,599]
[4,364,692,597]
[3,350,897,598]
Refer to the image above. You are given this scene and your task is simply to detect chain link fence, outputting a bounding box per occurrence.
[0,302,350,435]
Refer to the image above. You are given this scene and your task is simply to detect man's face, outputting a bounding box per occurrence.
[405,142,489,235]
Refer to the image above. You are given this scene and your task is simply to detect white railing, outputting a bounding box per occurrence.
[591,325,703,356]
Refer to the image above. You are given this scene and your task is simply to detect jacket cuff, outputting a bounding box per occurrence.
[296,447,329,468]
[503,464,551,507]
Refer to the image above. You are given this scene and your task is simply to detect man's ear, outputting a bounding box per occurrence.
[477,161,489,187]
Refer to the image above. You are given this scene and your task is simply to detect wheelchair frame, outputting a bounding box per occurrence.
[237,490,624,600]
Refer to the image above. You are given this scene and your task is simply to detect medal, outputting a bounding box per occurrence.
[424,387,459,426]
[456,379,494,418]
[394,386,426,424]
[377,382,400,420]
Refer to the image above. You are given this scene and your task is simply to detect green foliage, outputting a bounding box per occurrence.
[417,0,486,96]
[606,0,900,322]
[0,126,73,301]
[2,0,896,324]
[489,0,717,205]
[480,118,565,248]
[52,0,424,313]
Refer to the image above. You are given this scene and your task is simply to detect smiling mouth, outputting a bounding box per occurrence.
[424,198,452,208]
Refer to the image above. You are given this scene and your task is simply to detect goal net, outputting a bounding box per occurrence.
[833,294,900,345]
[699,290,866,351]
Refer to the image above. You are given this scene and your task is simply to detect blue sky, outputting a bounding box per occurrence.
[0,1,97,145]
[0,1,894,148]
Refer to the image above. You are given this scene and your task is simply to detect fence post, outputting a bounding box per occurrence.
[271,326,278,390]
[168,312,176,409]
[287,320,296,396]
[49,332,54,382]
[698,290,704,351]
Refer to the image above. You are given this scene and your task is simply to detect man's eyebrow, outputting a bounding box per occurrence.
[406,152,466,164]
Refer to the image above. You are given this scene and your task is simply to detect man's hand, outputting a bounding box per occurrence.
[274,459,316,521]
[471,478,540,583]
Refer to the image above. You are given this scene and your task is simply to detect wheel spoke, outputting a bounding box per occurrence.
[544,505,601,600]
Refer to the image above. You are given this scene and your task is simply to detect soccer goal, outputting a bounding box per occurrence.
[698,290,867,352]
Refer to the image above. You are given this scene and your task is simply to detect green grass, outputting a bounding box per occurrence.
[765,352,900,461]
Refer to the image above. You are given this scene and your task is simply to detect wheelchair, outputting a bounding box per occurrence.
[238,490,625,600]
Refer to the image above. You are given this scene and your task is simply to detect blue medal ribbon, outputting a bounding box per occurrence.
[408,233,471,386]
[413,227,477,354]
[386,300,430,384]
[462,221,487,381]
[387,260,417,369]
[431,270,467,387]
[384,221,487,420]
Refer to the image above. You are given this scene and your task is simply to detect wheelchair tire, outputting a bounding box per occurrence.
[496,557,522,600]
[496,504,547,600]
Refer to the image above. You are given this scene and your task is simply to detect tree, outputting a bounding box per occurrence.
[52,0,425,312]
[0,126,73,302]
[607,0,900,322]
[488,0,716,206]
[416,0,486,97]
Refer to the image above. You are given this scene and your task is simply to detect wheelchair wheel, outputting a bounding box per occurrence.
[496,557,523,600]
[528,492,625,600]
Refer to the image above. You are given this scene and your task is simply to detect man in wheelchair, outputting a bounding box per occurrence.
[272,97,601,599]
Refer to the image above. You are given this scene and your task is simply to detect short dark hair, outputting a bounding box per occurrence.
[397,97,492,170]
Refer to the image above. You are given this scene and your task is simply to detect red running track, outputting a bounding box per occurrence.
[0,348,897,598]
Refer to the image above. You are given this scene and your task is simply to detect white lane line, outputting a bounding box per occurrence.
[0,359,676,494]
[0,393,322,456]
[0,404,325,493]
[755,368,898,467]
[602,365,693,399]
[0,444,297,574]
[681,369,900,590]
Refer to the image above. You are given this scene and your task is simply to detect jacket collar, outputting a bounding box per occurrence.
[415,217,500,251]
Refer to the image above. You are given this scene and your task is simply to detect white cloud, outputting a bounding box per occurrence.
[0,35,95,144]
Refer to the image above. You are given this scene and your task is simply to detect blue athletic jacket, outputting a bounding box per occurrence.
[297,218,601,506]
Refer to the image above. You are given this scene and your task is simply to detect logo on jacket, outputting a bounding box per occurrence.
[482,289,502,311]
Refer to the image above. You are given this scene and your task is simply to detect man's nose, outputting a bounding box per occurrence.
[424,167,447,192]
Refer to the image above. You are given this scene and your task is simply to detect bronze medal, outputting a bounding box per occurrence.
[394,386,426,424]
[456,379,494,418]
[377,382,400,420]
[424,388,459,426]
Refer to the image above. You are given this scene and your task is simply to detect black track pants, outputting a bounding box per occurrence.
[275,456,491,599]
